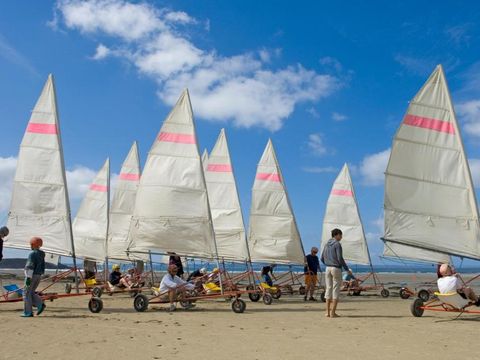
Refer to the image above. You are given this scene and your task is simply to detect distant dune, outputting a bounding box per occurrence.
[0,258,69,269]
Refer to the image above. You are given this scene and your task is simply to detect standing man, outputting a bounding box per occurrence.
[22,237,46,317]
[304,247,321,301]
[321,229,352,318]
[0,226,9,262]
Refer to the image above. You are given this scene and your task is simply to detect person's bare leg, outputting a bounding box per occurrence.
[331,299,339,317]
[463,287,477,302]
[325,299,331,317]
[168,289,175,305]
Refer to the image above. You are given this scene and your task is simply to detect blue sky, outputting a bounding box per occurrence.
[1,1,480,265]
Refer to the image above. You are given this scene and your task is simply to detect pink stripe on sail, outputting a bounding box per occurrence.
[158,132,196,144]
[403,114,455,135]
[331,189,353,197]
[256,173,281,182]
[90,184,108,192]
[26,123,57,134]
[207,164,232,172]
[119,173,140,181]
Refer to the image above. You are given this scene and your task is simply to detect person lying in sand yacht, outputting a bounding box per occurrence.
[437,263,480,305]
[158,264,195,311]
[107,264,133,292]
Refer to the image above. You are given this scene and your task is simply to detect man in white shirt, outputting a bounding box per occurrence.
[437,263,479,304]
[159,264,194,311]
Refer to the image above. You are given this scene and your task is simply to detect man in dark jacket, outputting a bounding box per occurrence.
[304,247,320,301]
[321,228,352,318]
[0,226,9,262]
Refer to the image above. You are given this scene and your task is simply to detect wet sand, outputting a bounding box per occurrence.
[0,273,479,360]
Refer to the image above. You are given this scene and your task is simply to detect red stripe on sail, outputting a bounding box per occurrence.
[256,173,281,182]
[158,132,196,144]
[90,184,108,192]
[119,173,140,181]
[331,189,353,197]
[403,114,455,135]
[207,164,232,172]
[26,123,57,134]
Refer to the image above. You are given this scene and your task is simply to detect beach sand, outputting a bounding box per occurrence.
[0,273,479,360]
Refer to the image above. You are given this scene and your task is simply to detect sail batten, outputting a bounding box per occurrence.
[321,164,370,266]
[127,90,216,258]
[248,139,304,265]
[6,75,74,257]
[383,64,480,260]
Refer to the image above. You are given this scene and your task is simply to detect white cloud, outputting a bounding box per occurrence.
[65,165,98,200]
[319,56,343,72]
[91,43,111,60]
[359,149,390,186]
[54,0,341,131]
[0,34,39,76]
[0,157,17,215]
[457,100,480,137]
[332,111,347,121]
[307,133,327,156]
[302,166,338,174]
[444,24,472,46]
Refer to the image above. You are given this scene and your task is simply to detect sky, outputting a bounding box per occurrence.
[1,1,480,266]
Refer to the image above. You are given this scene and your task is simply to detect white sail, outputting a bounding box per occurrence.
[248,139,304,264]
[384,65,480,259]
[383,241,450,264]
[201,149,209,172]
[108,142,143,260]
[6,75,74,256]
[321,164,370,265]
[205,129,248,261]
[128,90,216,258]
[73,159,110,261]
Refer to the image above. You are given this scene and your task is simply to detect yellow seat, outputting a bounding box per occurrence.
[85,278,97,287]
[434,292,469,309]
[203,282,221,292]
[260,282,277,291]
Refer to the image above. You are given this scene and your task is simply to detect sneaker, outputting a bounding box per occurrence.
[183,303,196,309]
[309,297,317,301]
[151,287,160,296]
[168,304,176,312]
[303,295,307,301]
[37,303,46,316]
[21,312,33,318]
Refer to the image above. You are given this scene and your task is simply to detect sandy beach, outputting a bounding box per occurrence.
[0,273,479,360]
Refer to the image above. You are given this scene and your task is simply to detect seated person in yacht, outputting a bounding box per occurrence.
[158,264,195,311]
[342,269,359,289]
[437,263,480,305]
[108,264,132,291]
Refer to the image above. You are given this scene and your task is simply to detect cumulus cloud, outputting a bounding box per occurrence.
[331,112,347,121]
[307,133,327,156]
[53,0,341,131]
[457,100,480,137]
[302,166,338,174]
[91,43,111,60]
[469,158,480,188]
[359,149,390,186]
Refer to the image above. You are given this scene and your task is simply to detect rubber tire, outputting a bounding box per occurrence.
[248,292,261,302]
[263,293,273,305]
[92,286,103,298]
[272,289,282,300]
[64,283,72,294]
[352,290,361,296]
[418,289,430,302]
[129,290,139,298]
[231,299,246,313]
[410,298,424,317]
[298,286,306,295]
[399,288,410,300]
[88,297,103,313]
[320,291,326,303]
[381,289,390,298]
[133,294,149,312]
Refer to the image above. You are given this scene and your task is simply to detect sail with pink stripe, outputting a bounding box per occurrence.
[6,74,75,257]
[248,139,304,264]
[320,164,370,265]
[383,64,480,260]
[73,159,110,261]
[108,142,144,261]
[128,89,216,258]
[205,129,248,261]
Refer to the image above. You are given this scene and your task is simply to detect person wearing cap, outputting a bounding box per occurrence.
[261,264,276,287]
[22,237,46,317]
[168,253,184,279]
[321,228,352,318]
[0,226,9,262]
[187,267,207,282]
[158,264,194,311]
[304,247,321,301]
[108,264,133,291]
[437,263,480,305]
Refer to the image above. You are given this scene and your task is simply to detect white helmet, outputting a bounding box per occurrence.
[200,267,207,274]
